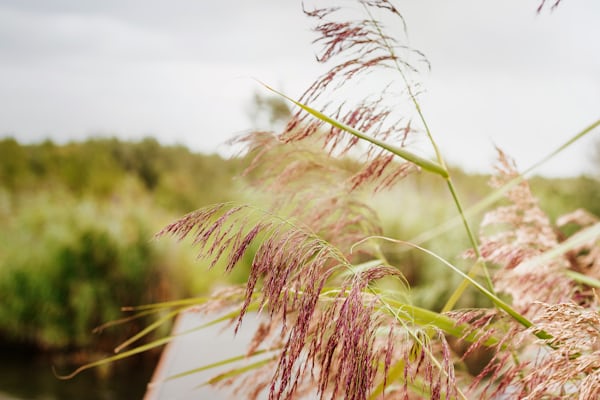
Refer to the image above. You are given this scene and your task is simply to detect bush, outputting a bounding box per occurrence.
[0,194,186,350]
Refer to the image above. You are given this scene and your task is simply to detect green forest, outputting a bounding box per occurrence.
[1,136,598,357]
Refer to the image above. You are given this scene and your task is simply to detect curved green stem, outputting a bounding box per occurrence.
[441,178,495,312]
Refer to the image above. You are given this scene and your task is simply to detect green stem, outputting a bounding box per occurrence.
[362,5,445,167]
[441,179,495,313]
[523,118,600,175]
[365,8,495,308]
[409,118,600,247]
[261,83,448,178]
[364,236,552,340]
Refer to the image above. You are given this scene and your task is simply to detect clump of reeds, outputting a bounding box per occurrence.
[65,1,600,398]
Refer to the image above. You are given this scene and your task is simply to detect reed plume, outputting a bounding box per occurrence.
[72,1,600,398]
[155,1,599,397]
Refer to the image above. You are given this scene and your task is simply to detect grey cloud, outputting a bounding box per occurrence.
[0,0,598,176]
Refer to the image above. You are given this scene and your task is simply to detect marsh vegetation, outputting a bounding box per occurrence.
[3,0,600,399]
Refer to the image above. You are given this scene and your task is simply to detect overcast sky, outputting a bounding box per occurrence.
[0,0,599,177]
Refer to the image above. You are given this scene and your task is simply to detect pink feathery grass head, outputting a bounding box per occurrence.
[516,302,600,399]
[98,0,600,399]
[159,201,460,398]
[461,149,600,398]
[557,209,600,280]
[271,0,427,191]
[230,132,391,254]
[477,149,576,315]
[446,309,528,398]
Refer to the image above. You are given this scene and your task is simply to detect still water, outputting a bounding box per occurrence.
[0,350,155,400]
[0,312,261,400]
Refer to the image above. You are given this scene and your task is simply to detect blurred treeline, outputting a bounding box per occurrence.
[0,137,248,354]
[0,136,598,355]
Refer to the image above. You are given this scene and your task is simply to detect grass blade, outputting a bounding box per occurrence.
[202,356,277,386]
[361,237,543,332]
[517,222,600,272]
[162,349,278,382]
[565,270,600,288]
[409,118,600,247]
[259,82,449,178]
[121,297,212,312]
[57,303,260,379]
[55,336,176,380]
[114,307,187,353]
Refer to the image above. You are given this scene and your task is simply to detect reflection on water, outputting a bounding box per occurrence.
[0,349,156,400]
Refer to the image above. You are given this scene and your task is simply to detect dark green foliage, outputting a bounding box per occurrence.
[0,198,171,350]
[0,137,248,352]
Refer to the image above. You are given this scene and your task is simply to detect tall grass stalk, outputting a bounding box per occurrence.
[68,1,600,398]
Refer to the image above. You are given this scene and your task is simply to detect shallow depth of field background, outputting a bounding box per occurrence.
[0,1,599,398]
